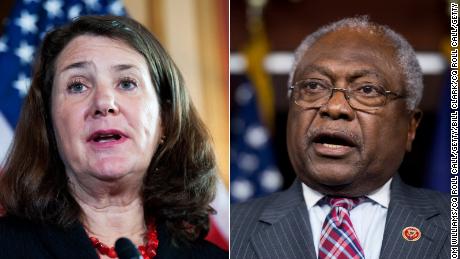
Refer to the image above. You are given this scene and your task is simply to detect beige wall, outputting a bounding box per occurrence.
[124,0,229,187]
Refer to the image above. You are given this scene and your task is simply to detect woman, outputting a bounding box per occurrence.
[0,15,227,259]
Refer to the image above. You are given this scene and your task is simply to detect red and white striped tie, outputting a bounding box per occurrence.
[318,197,365,259]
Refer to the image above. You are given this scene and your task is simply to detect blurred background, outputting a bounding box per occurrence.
[230,0,453,203]
[0,0,228,250]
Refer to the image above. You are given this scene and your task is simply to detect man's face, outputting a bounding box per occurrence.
[287,28,421,196]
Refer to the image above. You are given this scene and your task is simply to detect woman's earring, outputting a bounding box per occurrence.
[159,135,166,145]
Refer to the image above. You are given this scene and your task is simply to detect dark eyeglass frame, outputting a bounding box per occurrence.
[288,80,405,111]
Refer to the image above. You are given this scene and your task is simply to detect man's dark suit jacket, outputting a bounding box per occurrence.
[231,175,451,258]
[0,217,227,259]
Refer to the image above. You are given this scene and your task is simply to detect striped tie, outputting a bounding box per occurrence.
[318,197,365,259]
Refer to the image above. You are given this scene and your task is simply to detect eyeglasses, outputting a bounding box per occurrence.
[289,79,405,111]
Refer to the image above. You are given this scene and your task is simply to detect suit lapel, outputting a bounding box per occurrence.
[250,179,316,259]
[380,176,448,258]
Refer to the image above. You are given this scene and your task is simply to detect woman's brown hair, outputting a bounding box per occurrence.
[0,15,217,244]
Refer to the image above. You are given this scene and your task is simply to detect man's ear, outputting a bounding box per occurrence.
[406,109,423,152]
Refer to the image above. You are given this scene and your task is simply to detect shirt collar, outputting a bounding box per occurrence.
[302,182,324,210]
[301,177,392,209]
[366,178,392,208]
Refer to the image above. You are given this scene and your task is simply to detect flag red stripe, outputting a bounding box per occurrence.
[206,218,228,251]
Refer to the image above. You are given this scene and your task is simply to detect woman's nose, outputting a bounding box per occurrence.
[91,85,119,117]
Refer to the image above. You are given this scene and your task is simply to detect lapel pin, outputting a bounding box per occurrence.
[402,226,421,241]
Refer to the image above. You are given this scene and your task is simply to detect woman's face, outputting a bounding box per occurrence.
[51,35,162,183]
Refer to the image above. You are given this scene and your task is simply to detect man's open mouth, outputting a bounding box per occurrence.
[310,131,359,157]
[312,132,357,148]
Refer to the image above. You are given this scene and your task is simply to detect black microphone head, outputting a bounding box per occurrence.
[115,237,141,259]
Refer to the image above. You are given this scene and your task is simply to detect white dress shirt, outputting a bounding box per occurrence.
[302,178,392,259]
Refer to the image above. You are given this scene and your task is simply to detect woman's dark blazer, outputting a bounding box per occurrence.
[0,216,228,259]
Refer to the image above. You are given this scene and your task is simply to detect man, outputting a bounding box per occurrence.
[231,16,450,259]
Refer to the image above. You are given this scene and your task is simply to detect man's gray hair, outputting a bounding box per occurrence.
[288,16,423,110]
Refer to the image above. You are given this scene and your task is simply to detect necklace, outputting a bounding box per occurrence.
[89,221,159,259]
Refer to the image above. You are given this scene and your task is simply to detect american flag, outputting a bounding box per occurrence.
[230,79,283,203]
[0,0,126,165]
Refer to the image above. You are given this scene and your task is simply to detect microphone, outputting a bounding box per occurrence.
[115,237,142,259]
